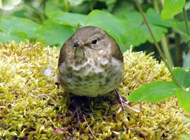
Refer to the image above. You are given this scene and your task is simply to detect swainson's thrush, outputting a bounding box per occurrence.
[56,26,124,97]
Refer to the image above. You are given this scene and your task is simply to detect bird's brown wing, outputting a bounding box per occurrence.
[58,35,73,67]
[58,44,66,67]
[107,34,123,63]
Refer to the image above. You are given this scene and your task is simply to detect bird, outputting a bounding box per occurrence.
[55,26,134,117]
[56,26,123,96]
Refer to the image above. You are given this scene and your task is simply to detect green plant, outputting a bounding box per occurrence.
[129,0,190,114]
[0,0,178,51]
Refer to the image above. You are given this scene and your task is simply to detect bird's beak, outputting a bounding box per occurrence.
[72,41,83,48]
[72,41,91,49]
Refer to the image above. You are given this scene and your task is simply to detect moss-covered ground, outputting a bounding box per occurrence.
[0,41,189,139]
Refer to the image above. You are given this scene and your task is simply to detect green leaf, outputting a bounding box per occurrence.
[138,9,169,43]
[85,10,127,48]
[115,8,168,46]
[115,10,144,46]
[161,0,186,20]
[129,81,178,103]
[176,89,190,112]
[172,67,190,88]
[45,0,65,16]
[113,1,135,15]
[173,21,190,42]
[0,16,40,38]
[140,24,167,43]
[10,30,27,41]
[48,11,86,27]
[0,30,27,43]
[36,20,74,46]
[180,134,190,140]
[146,8,175,27]
[146,9,190,43]
[12,10,29,18]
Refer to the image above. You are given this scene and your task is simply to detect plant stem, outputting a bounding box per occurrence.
[160,37,174,67]
[153,0,159,13]
[153,0,174,67]
[183,7,190,35]
[134,0,184,90]
[63,0,70,12]
[182,7,190,50]
[175,33,182,66]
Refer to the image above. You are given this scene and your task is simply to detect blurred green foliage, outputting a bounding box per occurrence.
[0,0,189,55]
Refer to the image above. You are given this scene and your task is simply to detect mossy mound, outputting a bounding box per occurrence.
[0,41,189,139]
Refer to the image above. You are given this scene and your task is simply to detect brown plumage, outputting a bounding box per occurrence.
[56,26,124,97]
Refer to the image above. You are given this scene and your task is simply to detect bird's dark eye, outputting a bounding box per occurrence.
[92,39,98,44]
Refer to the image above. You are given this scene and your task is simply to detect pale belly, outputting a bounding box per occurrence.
[58,58,124,97]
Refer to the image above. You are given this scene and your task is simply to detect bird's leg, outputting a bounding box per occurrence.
[70,96,92,124]
[70,96,83,124]
[114,89,127,115]
[114,89,140,115]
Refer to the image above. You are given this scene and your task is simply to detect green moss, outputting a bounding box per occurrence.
[0,41,189,139]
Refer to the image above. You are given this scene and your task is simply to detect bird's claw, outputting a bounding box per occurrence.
[114,89,140,116]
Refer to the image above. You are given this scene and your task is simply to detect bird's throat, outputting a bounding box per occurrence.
[73,48,88,67]
[74,48,85,59]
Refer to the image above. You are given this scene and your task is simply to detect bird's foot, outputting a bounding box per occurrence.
[114,89,140,116]
[70,101,83,124]
[69,96,91,124]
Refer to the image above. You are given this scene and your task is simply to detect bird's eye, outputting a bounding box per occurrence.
[92,39,98,44]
